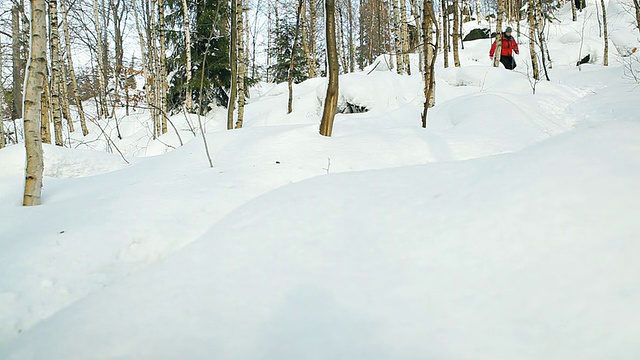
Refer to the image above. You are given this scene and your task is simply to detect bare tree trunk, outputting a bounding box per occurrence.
[288,0,304,114]
[400,0,410,74]
[441,0,449,68]
[571,0,577,21]
[48,0,64,146]
[493,0,504,67]
[308,0,318,78]
[301,0,313,76]
[227,0,238,130]
[348,0,356,72]
[633,0,640,32]
[392,0,403,73]
[452,0,460,66]
[12,4,24,121]
[319,0,339,137]
[61,0,88,136]
[24,0,47,206]
[181,0,193,112]
[422,0,438,128]
[528,0,540,80]
[92,0,108,119]
[600,0,608,65]
[41,79,51,143]
[475,0,482,23]
[158,0,168,134]
[236,0,247,127]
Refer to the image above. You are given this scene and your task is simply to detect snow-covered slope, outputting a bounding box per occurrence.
[1,0,639,357]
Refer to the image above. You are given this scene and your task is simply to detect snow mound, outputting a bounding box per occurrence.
[0,144,128,179]
[2,119,639,360]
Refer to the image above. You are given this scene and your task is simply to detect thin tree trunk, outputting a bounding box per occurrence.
[41,78,51,143]
[319,0,339,137]
[309,0,317,78]
[48,0,64,146]
[288,0,304,114]
[61,0,88,136]
[392,0,403,73]
[227,0,238,130]
[422,0,438,128]
[493,0,504,67]
[400,0,410,74]
[181,0,193,112]
[158,0,168,134]
[600,0,608,65]
[452,0,460,66]
[348,0,355,72]
[571,0,577,21]
[92,0,108,118]
[633,0,640,32]
[12,4,24,121]
[301,0,313,77]
[475,0,482,23]
[442,0,449,68]
[24,0,47,206]
[236,0,247,127]
[528,0,540,80]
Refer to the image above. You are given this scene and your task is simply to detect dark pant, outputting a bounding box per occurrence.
[500,56,516,70]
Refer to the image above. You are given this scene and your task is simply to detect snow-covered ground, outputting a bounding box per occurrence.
[1,0,639,358]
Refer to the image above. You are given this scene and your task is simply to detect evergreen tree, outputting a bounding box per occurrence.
[268,10,309,84]
[165,0,232,113]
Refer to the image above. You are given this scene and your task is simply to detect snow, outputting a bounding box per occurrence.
[1,0,640,358]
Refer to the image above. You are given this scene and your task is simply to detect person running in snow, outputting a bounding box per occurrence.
[489,27,519,70]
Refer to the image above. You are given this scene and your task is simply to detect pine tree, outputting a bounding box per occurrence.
[268,5,309,84]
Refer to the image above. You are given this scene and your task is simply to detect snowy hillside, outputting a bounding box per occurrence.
[1,0,639,358]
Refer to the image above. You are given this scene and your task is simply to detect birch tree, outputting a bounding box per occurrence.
[227,0,238,130]
[528,0,540,80]
[48,0,65,146]
[400,0,410,74]
[12,3,24,122]
[600,0,608,66]
[452,0,461,67]
[319,0,339,137]
[181,0,193,112]
[236,0,247,127]
[422,0,438,128]
[61,0,89,136]
[287,0,304,114]
[23,0,47,206]
[493,0,505,67]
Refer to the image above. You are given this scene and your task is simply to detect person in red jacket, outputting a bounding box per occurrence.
[489,27,519,70]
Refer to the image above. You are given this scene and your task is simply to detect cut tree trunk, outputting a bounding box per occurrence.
[23,0,47,206]
[319,0,339,137]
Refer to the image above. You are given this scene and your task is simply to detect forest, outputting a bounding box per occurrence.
[0,0,639,357]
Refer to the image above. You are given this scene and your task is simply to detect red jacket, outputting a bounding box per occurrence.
[490,35,519,57]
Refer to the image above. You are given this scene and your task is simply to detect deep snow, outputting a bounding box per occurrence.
[1,0,639,358]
